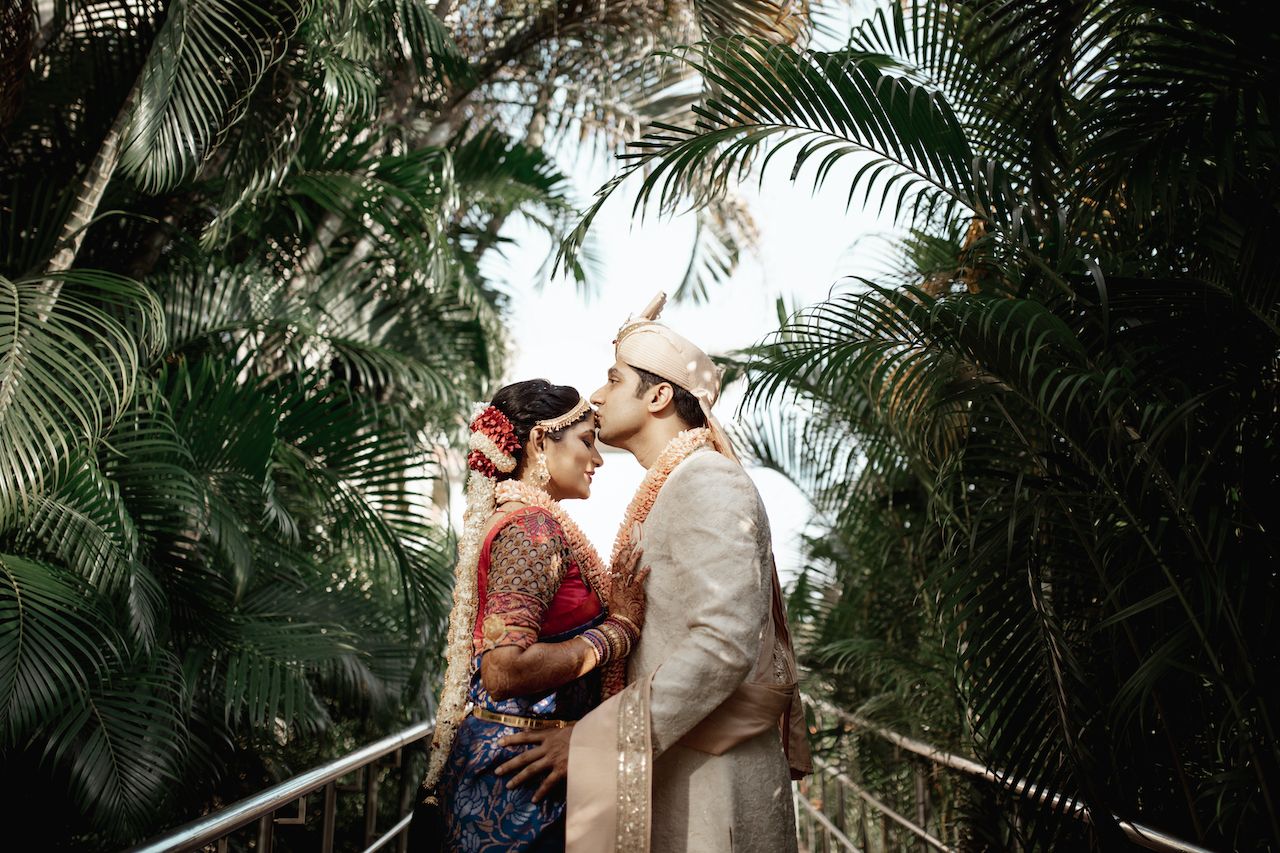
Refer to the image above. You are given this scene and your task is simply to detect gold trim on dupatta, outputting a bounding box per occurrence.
[615,679,652,849]
[567,676,653,853]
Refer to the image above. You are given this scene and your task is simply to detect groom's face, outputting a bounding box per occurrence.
[590,360,649,447]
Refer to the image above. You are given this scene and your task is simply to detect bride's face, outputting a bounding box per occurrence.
[541,418,604,501]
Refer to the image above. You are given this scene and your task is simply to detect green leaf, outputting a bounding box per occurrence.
[0,554,122,743]
[120,0,300,193]
[43,658,188,838]
[0,271,163,527]
[220,612,358,728]
[559,35,974,274]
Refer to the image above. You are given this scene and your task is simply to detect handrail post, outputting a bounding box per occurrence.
[396,748,414,853]
[364,759,380,845]
[819,767,829,853]
[255,812,274,852]
[914,764,928,853]
[321,781,337,852]
[836,762,847,839]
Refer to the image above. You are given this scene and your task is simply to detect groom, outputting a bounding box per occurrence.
[498,293,810,852]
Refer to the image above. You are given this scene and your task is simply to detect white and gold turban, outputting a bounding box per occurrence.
[614,292,740,463]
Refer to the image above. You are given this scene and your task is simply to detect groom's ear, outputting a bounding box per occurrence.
[645,382,676,414]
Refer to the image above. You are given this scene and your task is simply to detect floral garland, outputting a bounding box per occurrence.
[423,426,714,794]
[608,427,712,572]
[467,405,520,478]
[422,403,539,793]
[422,467,496,792]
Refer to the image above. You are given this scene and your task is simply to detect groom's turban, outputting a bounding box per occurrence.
[614,293,740,463]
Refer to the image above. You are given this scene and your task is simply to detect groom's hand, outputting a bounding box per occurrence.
[496,725,573,803]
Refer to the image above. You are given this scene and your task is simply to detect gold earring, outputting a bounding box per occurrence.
[531,453,550,489]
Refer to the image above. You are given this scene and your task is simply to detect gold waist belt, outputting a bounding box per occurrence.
[472,707,571,730]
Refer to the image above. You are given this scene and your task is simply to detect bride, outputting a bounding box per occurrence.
[414,379,648,852]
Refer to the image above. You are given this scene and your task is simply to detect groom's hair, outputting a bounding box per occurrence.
[630,366,708,429]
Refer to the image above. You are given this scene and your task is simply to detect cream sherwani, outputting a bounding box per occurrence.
[626,448,797,852]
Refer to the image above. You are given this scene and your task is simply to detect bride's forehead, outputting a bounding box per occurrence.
[564,416,597,437]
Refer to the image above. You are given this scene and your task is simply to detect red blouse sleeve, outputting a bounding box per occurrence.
[480,509,570,653]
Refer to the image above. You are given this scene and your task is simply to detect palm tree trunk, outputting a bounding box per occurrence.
[42,74,141,298]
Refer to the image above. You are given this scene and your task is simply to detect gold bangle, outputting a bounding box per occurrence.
[612,614,640,634]
[599,620,630,659]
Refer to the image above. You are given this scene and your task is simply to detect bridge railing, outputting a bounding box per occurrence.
[794,694,1216,853]
[124,721,433,853]
[127,696,1216,852]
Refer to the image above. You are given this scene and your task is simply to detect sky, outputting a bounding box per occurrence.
[480,150,897,583]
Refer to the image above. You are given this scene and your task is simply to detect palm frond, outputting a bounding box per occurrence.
[690,0,811,43]
[0,271,163,527]
[0,176,78,278]
[42,656,187,839]
[674,193,757,303]
[385,0,471,85]
[0,553,123,743]
[219,611,357,729]
[450,125,575,223]
[119,0,300,193]
[559,35,974,273]
[272,376,434,598]
[97,379,207,588]
[6,450,168,649]
[283,140,455,262]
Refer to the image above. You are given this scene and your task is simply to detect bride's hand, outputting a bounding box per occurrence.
[607,525,649,630]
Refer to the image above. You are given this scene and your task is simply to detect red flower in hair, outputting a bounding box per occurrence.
[470,406,520,455]
[467,450,499,478]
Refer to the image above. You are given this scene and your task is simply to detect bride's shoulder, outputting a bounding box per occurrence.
[484,504,524,532]
[485,504,560,537]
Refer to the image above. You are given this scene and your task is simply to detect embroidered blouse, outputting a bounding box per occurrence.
[473,507,603,654]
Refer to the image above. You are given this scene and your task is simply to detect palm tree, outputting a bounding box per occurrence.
[1,0,826,844]
[572,1,1280,848]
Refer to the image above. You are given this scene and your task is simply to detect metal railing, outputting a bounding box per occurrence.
[129,696,1217,853]
[795,694,1217,853]
[126,721,433,853]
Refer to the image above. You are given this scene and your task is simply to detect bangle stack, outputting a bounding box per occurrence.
[580,615,641,668]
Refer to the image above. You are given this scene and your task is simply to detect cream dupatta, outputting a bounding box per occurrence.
[566,673,654,851]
